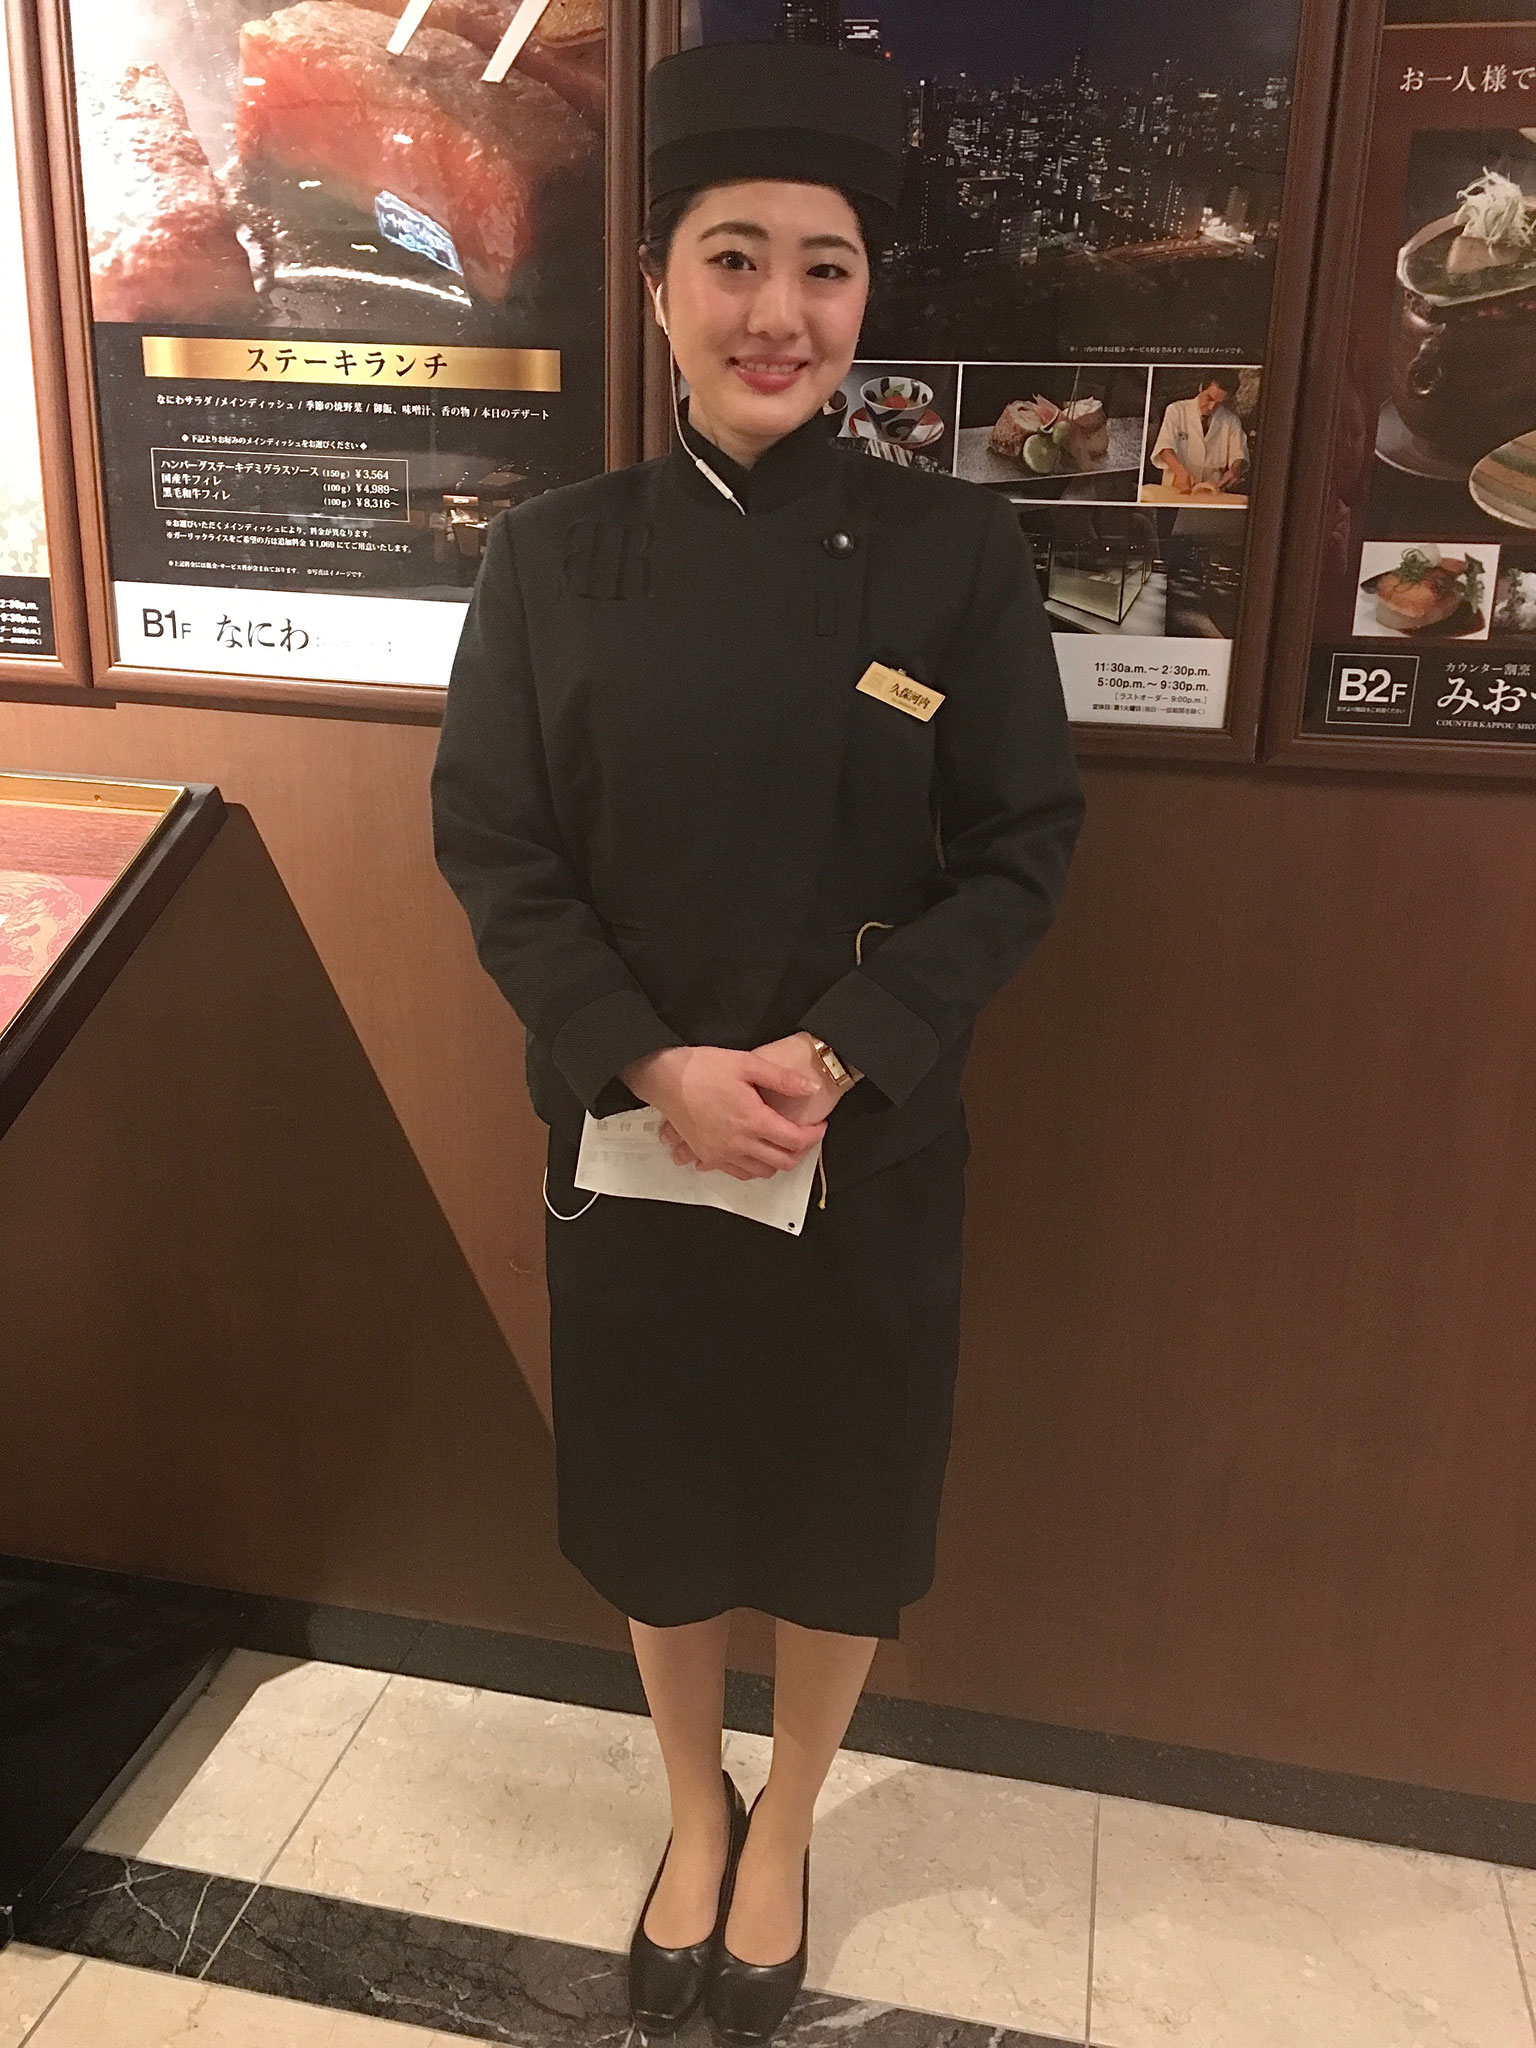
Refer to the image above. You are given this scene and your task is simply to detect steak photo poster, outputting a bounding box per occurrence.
[0,2,56,659]
[1292,15,1536,753]
[55,0,607,689]
[693,0,1308,735]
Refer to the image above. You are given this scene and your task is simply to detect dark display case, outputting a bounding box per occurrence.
[0,770,231,1941]
[1046,517,1158,628]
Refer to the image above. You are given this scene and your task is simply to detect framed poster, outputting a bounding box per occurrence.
[38,0,641,712]
[1267,0,1536,774]
[675,0,1343,759]
[0,0,91,690]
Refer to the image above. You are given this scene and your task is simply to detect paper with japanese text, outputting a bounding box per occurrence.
[574,1108,821,1235]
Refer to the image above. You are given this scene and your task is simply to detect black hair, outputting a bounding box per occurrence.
[1201,367,1242,396]
[637,179,890,285]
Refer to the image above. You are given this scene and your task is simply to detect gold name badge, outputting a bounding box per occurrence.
[855,660,945,721]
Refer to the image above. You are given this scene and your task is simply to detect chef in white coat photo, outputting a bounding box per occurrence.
[1149,368,1248,494]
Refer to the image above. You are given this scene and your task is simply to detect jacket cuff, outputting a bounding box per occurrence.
[798,968,940,1110]
[550,988,683,1117]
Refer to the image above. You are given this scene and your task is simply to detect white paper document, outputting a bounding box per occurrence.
[574,1108,822,1235]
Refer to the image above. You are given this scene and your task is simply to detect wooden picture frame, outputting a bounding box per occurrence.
[34,0,645,718]
[648,0,1347,764]
[1264,1,1536,777]
[641,0,677,446]
[0,0,92,697]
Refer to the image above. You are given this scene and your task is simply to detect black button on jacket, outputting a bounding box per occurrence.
[430,401,1086,1194]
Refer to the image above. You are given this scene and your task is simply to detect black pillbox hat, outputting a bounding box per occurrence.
[645,40,908,217]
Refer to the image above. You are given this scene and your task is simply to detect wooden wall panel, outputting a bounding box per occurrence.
[2,693,1532,1799]
[0,699,555,1407]
[913,759,1536,1798]
[0,802,612,1641]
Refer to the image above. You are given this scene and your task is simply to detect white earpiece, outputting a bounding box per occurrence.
[656,293,744,516]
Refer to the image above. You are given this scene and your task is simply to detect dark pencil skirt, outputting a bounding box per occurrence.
[542,1116,972,1640]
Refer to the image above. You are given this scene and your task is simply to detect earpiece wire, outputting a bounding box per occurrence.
[657,287,747,516]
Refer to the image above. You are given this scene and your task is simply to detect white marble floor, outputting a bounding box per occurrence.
[2,1953,455,2047]
[4,1649,1534,2048]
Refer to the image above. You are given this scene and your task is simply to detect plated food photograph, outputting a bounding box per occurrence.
[1489,548,1536,635]
[73,0,604,335]
[1352,540,1494,640]
[1372,138,1536,538]
[954,361,1150,500]
[826,361,958,472]
[1388,161,1536,472]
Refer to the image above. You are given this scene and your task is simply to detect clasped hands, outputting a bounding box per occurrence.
[618,1032,857,1182]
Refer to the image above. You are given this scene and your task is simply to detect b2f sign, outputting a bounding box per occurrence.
[1326,652,1418,728]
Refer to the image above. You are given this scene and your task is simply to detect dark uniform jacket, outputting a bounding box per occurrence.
[431,400,1086,1194]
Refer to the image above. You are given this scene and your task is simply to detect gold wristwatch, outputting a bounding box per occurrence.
[807,1034,854,1089]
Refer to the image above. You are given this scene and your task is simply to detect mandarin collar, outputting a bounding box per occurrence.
[667,392,842,514]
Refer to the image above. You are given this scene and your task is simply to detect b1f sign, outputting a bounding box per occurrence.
[1325,653,1419,728]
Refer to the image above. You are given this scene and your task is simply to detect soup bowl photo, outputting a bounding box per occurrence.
[861,374,935,441]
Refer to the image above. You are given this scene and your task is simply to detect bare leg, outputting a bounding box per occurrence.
[722,1618,878,1965]
[629,1612,734,1946]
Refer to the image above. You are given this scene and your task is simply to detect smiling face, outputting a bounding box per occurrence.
[645,177,870,467]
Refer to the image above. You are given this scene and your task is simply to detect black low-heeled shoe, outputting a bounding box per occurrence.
[705,1791,810,2047]
[629,1767,749,2035]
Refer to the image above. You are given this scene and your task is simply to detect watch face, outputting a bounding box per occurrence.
[816,1041,849,1084]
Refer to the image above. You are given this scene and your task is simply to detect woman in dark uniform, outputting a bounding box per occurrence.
[431,38,1084,2045]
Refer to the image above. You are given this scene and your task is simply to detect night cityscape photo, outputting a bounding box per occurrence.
[690,0,1300,361]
